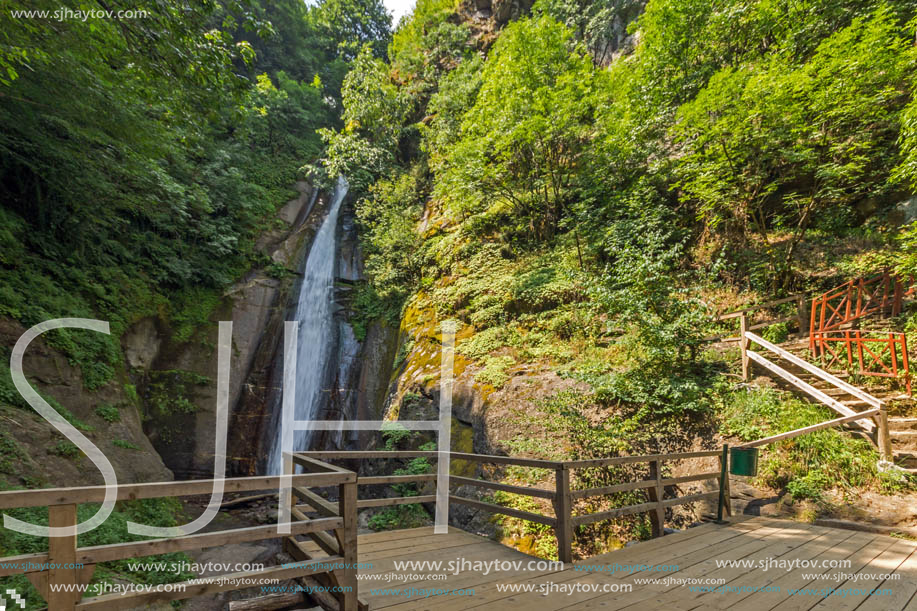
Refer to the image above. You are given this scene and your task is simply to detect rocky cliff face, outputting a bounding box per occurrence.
[0,318,172,488]
[123,182,325,479]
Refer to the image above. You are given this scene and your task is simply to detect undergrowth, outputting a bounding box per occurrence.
[719,386,915,501]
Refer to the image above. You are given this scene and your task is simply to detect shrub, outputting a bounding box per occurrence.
[95,403,121,423]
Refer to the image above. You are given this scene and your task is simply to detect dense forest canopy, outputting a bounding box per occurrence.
[2,0,917,578]
[320,0,917,431]
[0,0,390,385]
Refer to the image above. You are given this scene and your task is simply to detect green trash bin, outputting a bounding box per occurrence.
[730,447,759,476]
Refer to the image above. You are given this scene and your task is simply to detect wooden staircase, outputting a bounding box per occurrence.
[765,336,917,470]
[712,273,916,471]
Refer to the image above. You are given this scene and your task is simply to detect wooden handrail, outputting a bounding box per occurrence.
[706,294,808,342]
[714,294,805,320]
[0,472,353,509]
[0,461,360,611]
[298,449,729,565]
[737,408,880,449]
[745,331,882,410]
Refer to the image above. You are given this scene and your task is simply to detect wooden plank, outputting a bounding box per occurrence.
[857,544,917,610]
[564,451,720,469]
[357,495,437,508]
[339,480,359,611]
[293,486,338,517]
[0,552,48,577]
[0,472,353,509]
[660,472,721,486]
[360,474,437,485]
[746,331,883,409]
[726,530,873,611]
[745,349,875,432]
[48,504,79,609]
[737,408,880,448]
[647,459,664,539]
[76,518,342,565]
[564,521,795,610]
[74,558,345,610]
[449,495,556,526]
[769,534,898,611]
[449,519,768,611]
[690,526,844,609]
[748,314,798,331]
[448,452,563,468]
[570,479,655,500]
[299,451,438,459]
[449,475,556,499]
[573,492,719,526]
[810,539,917,610]
[554,466,573,564]
[599,523,821,611]
[290,506,341,556]
[571,501,659,526]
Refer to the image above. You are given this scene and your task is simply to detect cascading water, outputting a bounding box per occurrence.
[267,175,348,475]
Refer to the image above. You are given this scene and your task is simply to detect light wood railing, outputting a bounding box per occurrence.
[295,450,728,564]
[705,294,808,343]
[0,465,359,611]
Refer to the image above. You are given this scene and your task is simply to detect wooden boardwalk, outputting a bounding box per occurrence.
[316,516,917,610]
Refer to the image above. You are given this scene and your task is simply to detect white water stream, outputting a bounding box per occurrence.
[267,176,348,474]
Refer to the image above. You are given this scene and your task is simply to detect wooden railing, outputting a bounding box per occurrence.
[0,467,359,611]
[740,331,893,460]
[705,294,807,343]
[295,450,728,564]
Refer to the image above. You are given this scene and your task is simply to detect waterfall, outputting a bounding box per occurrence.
[267,176,348,475]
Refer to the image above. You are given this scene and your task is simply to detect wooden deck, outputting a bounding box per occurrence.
[321,515,917,610]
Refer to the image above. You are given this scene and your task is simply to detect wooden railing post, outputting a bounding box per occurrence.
[553,465,573,564]
[647,459,664,538]
[877,406,894,462]
[796,295,807,337]
[48,503,79,610]
[338,479,358,611]
[739,313,749,381]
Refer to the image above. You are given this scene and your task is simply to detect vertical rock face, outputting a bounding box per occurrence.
[0,318,172,488]
[129,182,323,479]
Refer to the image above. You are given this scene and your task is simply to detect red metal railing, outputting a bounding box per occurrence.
[809,271,906,352]
[810,330,911,395]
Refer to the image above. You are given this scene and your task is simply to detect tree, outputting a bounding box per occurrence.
[309,0,393,61]
[674,8,914,289]
[436,16,597,240]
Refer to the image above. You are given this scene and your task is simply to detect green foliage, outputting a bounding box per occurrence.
[491,491,558,559]
[0,431,23,473]
[720,386,915,500]
[0,495,194,608]
[0,0,389,387]
[436,17,597,240]
[533,0,645,64]
[475,355,515,388]
[94,403,121,423]
[367,503,430,530]
[369,427,434,531]
[113,439,141,450]
[144,370,210,418]
[49,441,81,459]
[674,7,914,288]
[309,0,392,61]
[761,322,790,345]
[355,170,426,303]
